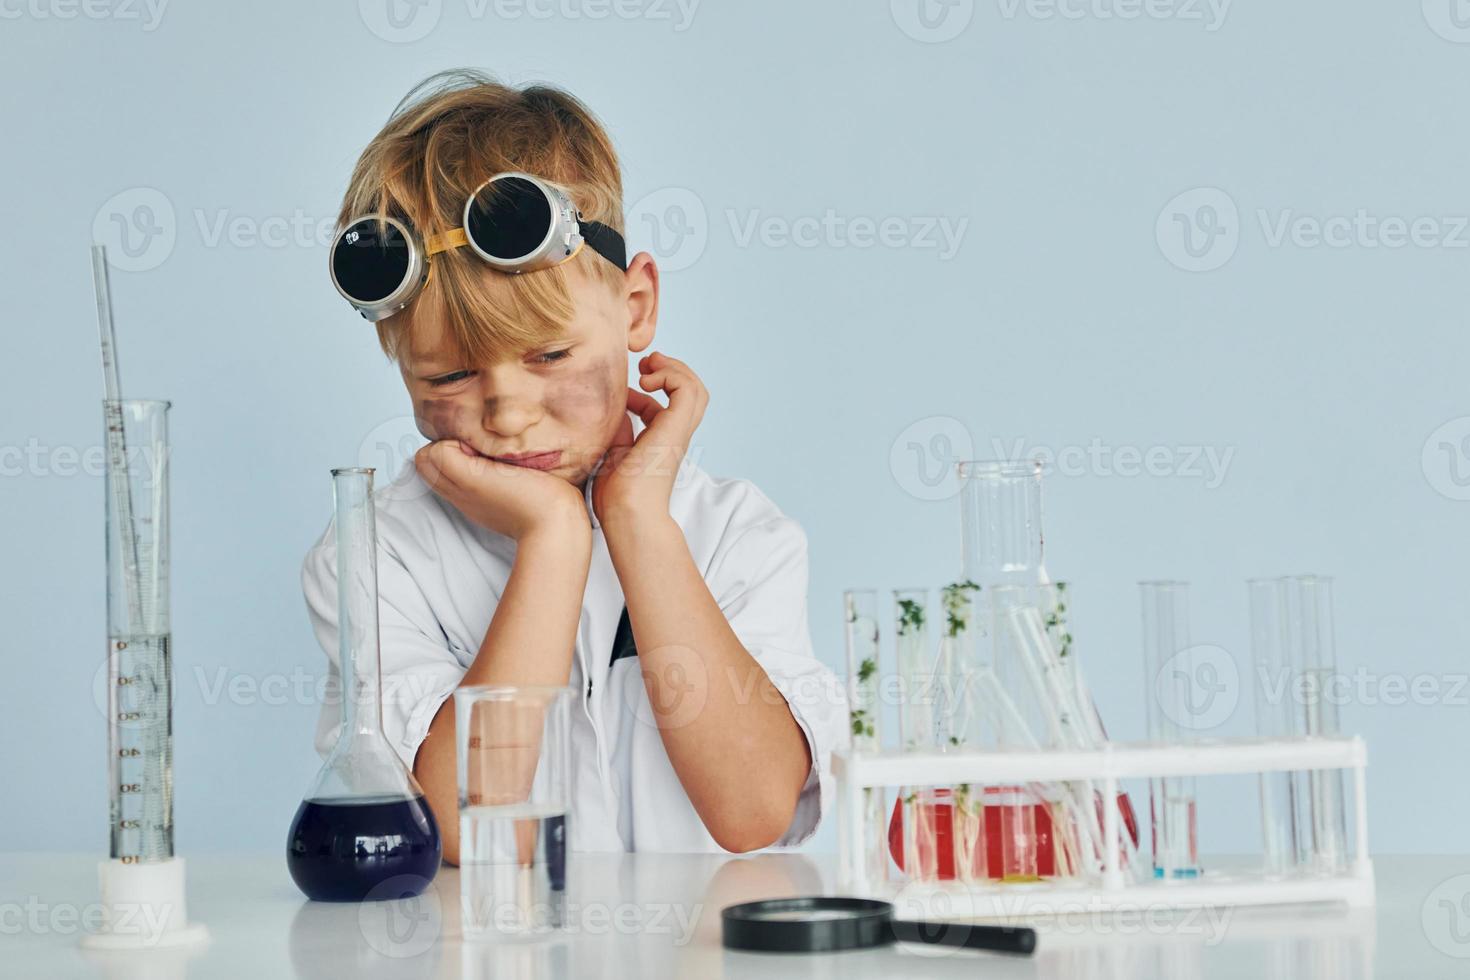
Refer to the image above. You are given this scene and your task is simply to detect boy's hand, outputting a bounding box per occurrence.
[415,440,590,544]
[592,351,708,526]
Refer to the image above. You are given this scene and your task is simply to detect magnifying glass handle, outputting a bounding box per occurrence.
[889,919,1037,955]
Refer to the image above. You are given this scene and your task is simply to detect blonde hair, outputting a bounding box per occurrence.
[338,69,626,365]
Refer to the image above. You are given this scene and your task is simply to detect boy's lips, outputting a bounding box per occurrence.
[489,450,563,470]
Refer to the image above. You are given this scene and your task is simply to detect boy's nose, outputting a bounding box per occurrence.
[480,395,544,439]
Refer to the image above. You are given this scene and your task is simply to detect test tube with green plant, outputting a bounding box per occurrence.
[939,579,987,882]
[843,589,886,884]
[894,588,939,881]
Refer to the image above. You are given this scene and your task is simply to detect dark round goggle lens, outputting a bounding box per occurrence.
[465,176,553,261]
[332,218,412,304]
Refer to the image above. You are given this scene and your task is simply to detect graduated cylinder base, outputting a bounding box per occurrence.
[81,857,210,950]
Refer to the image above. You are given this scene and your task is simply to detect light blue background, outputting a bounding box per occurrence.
[3,0,1467,859]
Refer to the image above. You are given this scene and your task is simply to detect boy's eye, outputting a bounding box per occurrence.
[428,370,474,387]
[534,348,573,364]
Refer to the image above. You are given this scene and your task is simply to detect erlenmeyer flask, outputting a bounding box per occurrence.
[287,467,442,902]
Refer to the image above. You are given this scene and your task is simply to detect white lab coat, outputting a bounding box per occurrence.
[301,413,847,852]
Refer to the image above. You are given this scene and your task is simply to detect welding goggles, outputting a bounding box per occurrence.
[328,171,627,321]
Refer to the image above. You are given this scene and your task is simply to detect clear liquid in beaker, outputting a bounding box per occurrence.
[459,802,568,940]
[286,794,441,902]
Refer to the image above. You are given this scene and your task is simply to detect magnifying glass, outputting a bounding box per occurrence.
[721,897,1037,956]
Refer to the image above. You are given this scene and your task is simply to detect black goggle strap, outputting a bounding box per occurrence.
[579,220,627,271]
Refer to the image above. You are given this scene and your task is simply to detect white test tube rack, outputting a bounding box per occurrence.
[835,734,1374,916]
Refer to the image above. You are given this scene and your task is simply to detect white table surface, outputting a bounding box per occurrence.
[6,852,1469,979]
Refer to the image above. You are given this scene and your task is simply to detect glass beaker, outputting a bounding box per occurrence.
[958,459,1046,587]
[455,684,573,942]
[287,468,442,902]
[1248,577,1301,876]
[1139,581,1202,879]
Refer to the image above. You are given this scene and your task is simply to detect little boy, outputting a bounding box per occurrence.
[302,70,845,862]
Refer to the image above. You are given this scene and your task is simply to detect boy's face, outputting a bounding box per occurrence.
[401,263,643,489]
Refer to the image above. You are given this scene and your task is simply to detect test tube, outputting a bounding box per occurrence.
[939,581,986,883]
[1248,578,1300,876]
[1282,575,1348,873]
[1139,581,1201,879]
[842,590,887,885]
[894,588,940,881]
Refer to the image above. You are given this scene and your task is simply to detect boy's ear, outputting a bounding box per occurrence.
[623,251,659,353]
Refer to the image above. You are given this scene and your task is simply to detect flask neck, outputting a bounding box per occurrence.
[332,468,385,738]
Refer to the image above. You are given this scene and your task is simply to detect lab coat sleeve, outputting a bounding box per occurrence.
[301,527,464,772]
[706,514,849,847]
